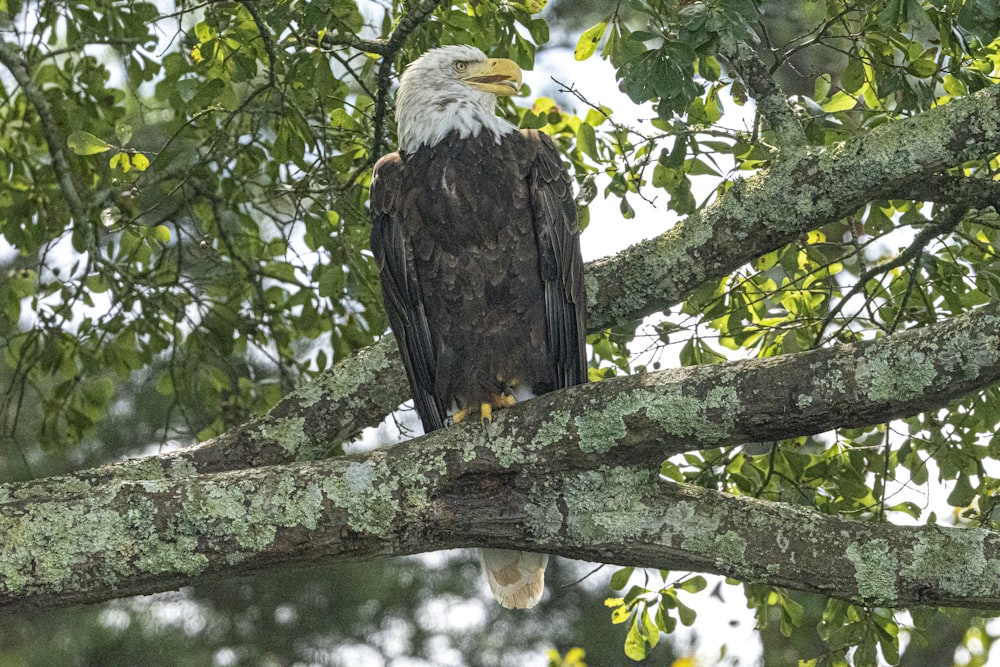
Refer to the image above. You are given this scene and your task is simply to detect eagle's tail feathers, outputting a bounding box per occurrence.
[479,548,548,609]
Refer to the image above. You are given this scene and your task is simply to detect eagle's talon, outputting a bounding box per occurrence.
[451,395,516,431]
[481,402,492,430]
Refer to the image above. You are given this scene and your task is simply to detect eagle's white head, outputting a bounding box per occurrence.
[395,45,522,154]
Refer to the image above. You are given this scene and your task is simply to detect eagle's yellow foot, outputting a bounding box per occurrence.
[479,394,518,429]
[451,394,518,430]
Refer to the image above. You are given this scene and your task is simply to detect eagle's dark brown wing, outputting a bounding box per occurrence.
[522,129,588,390]
[370,152,448,432]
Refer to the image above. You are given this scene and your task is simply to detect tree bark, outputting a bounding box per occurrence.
[5,441,1000,614]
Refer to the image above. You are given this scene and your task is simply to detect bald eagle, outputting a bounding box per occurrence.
[370,45,587,609]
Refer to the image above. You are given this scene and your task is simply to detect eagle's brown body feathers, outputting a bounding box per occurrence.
[371,129,586,433]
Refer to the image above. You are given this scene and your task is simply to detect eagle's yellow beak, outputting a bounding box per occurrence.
[462,58,522,96]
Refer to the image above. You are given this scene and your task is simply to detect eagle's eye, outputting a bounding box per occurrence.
[454,61,467,72]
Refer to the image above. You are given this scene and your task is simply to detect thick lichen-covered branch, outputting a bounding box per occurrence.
[534,475,1000,611]
[586,83,1000,330]
[4,443,1000,614]
[6,298,1000,529]
[8,295,999,501]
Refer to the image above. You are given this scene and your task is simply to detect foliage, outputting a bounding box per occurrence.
[604,569,705,660]
[569,1,1000,664]
[3,0,1000,664]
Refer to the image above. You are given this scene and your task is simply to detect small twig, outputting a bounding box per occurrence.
[329,49,377,102]
[561,563,605,589]
[878,423,892,521]
[813,210,963,346]
[885,253,923,335]
[237,0,277,89]
[553,77,665,206]
[34,38,147,62]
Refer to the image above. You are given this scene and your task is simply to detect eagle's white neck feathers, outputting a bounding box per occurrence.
[395,45,516,154]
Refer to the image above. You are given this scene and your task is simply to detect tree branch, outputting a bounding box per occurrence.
[0,41,89,229]
[6,431,1000,614]
[718,39,805,146]
[15,293,1000,498]
[237,0,277,89]
[586,83,1000,330]
[370,0,444,158]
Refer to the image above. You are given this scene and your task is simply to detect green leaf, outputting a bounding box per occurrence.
[67,130,112,155]
[947,474,976,507]
[152,225,171,244]
[519,110,547,129]
[675,598,697,626]
[779,594,804,635]
[610,566,633,591]
[686,157,720,177]
[906,58,937,78]
[699,55,721,81]
[678,575,707,593]
[115,121,133,146]
[842,55,866,93]
[195,20,213,43]
[584,106,611,126]
[619,197,634,219]
[610,604,630,624]
[575,21,607,61]
[642,609,660,649]
[624,615,647,660]
[576,122,598,160]
[822,91,858,112]
[111,152,132,172]
[652,164,679,189]
[855,635,877,667]
[886,501,921,519]
[622,585,645,605]
[654,604,677,633]
[131,153,150,171]
[814,73,832,100]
